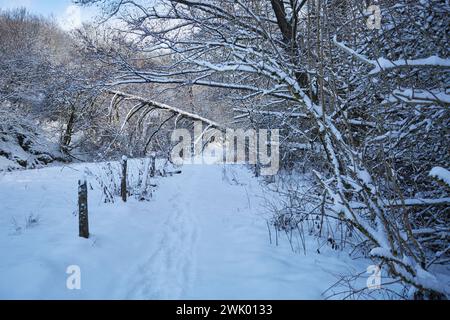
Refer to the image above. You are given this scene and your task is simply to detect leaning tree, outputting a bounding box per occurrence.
[77,0,449,299]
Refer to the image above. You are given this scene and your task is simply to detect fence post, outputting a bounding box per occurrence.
[254,163,260,177]
[121,155,127,202]
[150,152,156,177]
[78,178,89,238]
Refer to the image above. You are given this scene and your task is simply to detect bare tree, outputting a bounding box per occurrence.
[76,0,449,298]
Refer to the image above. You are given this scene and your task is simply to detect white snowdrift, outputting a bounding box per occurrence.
[0,161,371,299]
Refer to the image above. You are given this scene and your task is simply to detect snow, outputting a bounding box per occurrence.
[429,167,450,187]
[356,168,375,193]
[0,156,21,171]
[370,247,395,261]
[371,56,450,74]
[333,35,450,75]
[0,161,369,299]
[350,197,450,209]
[110,90,224,130]
[391,89,450,104]
[0,111,68,172]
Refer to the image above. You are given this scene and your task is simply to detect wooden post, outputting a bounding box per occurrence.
[150,152,156,178]
[255,131,260,177]
[121,155,127,202]
[254,163,260,177]
[78,179,89,238]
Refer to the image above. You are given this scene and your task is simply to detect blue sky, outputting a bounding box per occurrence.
[0,0,97,30]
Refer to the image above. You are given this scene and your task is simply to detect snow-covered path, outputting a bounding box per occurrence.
[0,162,366,299]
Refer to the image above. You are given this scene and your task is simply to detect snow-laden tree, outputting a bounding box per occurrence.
[76,0,449,298]
[0,8,113,159]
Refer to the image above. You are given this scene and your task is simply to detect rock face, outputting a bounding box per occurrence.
[0,112,69,171]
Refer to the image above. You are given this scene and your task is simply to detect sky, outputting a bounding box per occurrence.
[0,0,97,30]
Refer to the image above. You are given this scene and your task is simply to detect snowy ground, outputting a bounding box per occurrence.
[0,161,371,299]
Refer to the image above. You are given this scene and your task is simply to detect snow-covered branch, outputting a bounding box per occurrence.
[108,90,225,130]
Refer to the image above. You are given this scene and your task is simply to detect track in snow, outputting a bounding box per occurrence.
[0,162,368,299]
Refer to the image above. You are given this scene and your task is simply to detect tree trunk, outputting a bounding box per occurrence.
[61,107,75,152]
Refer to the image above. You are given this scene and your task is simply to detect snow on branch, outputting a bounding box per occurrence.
[429,167,450,187]
[233,107,309,119]
[389,89,450,105]
[333,35,450,75]
[350,197,450,209]
[106,78,295,102]
[108,90,225,130]
[234,108,377,128]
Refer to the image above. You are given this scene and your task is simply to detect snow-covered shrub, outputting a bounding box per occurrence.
[0,106,69,171]
[84,162,121,203]
[84,157,172,203]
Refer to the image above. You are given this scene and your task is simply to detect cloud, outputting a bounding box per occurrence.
[58,4,82,31]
